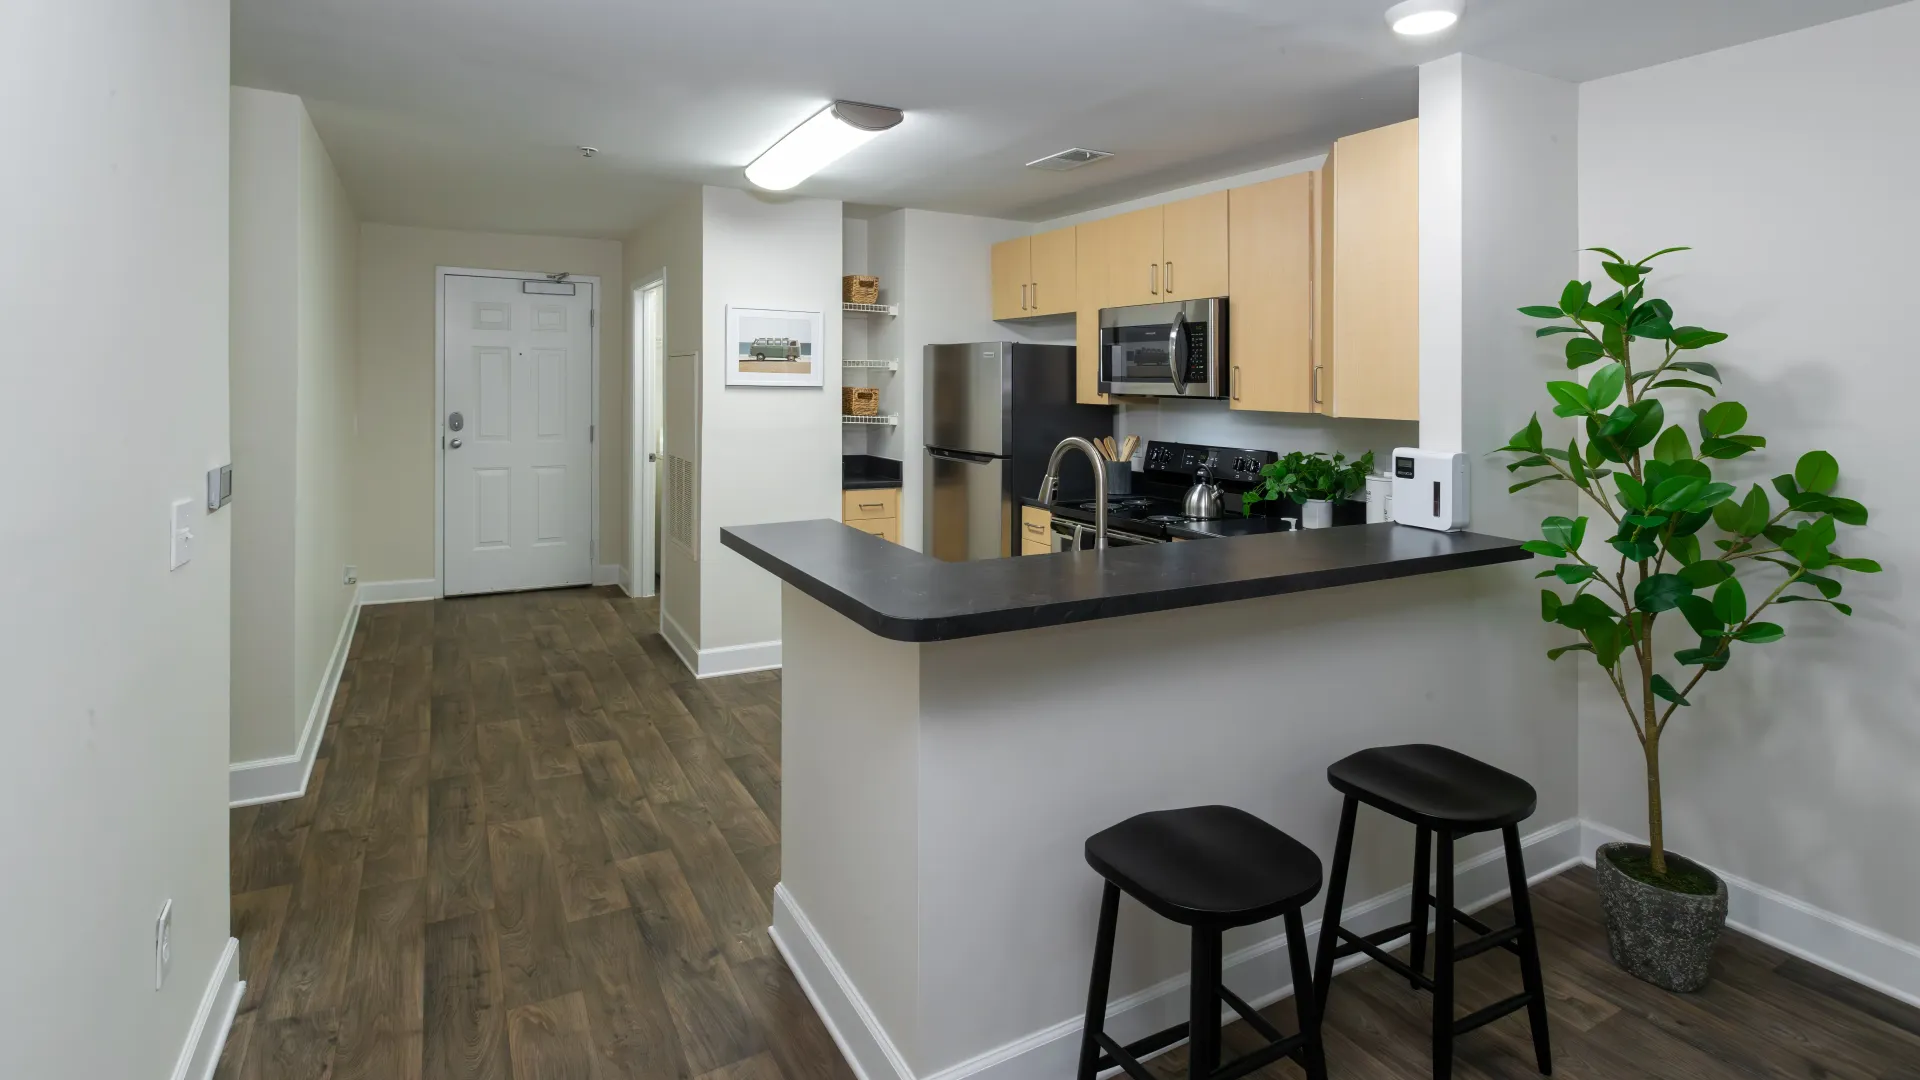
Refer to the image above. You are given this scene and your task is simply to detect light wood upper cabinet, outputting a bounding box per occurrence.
[1228,173,1314,414]
[1074,216,1110,404]
[1161,191,1230,301]
[1104,205,1165,307]
[991,236,1032,320]
[1028,227,1076,316]
[1326,118,1419,421]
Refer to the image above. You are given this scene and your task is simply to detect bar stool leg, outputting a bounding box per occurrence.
[1189,928,1223,1080]
[1076,883,1121,1080]
[1312,795,1358,1009]
[1432,830,1455,1080]
[1284,908,1330,1080]
[1503,825,1554,1075]
[1409,824,1432,988]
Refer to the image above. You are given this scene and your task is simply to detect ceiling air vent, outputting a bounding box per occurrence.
[1025,147,1113,172]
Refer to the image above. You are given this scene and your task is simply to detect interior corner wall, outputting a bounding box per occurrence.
[626,190,704,640]
[697,187,843,660]
[0,0,234,1075]
[1576,2,1920,948]
[1416,53,1583,819]
[355,223,626,584]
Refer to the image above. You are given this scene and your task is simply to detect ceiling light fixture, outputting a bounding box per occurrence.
[578,146,599,158]
[1385,0,1463,36]
[745,100,903,192]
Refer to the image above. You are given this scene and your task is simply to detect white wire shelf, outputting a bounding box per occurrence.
[843,302,898,317]
[842,358,899,372]
[841,414,899,427]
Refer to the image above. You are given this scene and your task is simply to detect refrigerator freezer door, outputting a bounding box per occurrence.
[924,448,1011,562]
[925,342,1011,456]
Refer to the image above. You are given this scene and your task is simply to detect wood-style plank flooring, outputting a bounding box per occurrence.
[220,587,1920,1080]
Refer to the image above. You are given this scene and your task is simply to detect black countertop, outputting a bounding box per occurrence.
[721,519,1530,643]
[842,454,903,490]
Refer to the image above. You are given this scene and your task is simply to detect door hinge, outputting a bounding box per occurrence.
[590,424,595,442]
[590,309,596,328]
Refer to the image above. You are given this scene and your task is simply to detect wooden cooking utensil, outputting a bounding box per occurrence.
[1120,435,1139,462]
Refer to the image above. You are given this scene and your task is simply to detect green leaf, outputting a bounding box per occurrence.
[1781,515,1839,569]
[1740,485,1772,535]
[1541,515,1585,550]
[1688,482,1737,512]
[1668,360,1722,381]
[1635,574,1691,613]
[1699,436,1759,459]
[1779,595,1853,616]
[1676,640,1731,669]
[1553,563,1599,585]
[1567,439,1588,487]
[1590,621,1625,668]
[1587,363,1625,411]
[1614,474,1648,510]
[1522,540,1568,558]
[1653,425,1694,463]
[1538,326,1586,337]
[1509,475,1558,494]
[1557,593,1620,632]
[1794,450,1839,494]
[1830,556,1883,573]
[1602,261,1643,287]
[1559,280,1591,316]
[1520,305,1567,319]
[1623,513,1669,529]
[1772,474,1800,501]
[1651,476,1707,512]
[1669,508,1714,538]
[1624,398,1665,450]
[1547,381,1592,417]
[1675,595,1724,637]
[1611,538,1660,561]
[1667,532,1702,566]
[1650,379,1716,396]
[1713,578,1748,624]
[1736,622,1785,644]
[1796,569,1843,599]
[1563,337,1605,368]
[1712,498,1744,534]
[1585,246,1627,262]
[1513,413,1544,454]
[1601,321,1627,360]
[1671,327,1728,350]
[1650,674,1691,706]
[1678,561,1733,589]
[1541,590,1563,622]
[1699,401,1748,437]
[1825,497,1868,526]
[1547,643,1595,660]
[1638,246,1693,264]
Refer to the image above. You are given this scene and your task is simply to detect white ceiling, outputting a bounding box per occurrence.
[234,0,1902,239]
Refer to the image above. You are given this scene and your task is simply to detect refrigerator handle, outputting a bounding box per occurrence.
[927,446,996,464]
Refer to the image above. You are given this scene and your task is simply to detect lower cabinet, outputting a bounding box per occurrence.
[1020,506,1054,554]
[843,487,900,544]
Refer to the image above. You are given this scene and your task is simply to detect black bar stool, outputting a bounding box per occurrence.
[1312,744,1552,1080]
[1077,805,1329,1080]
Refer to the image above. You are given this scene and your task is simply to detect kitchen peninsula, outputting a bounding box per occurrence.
[722,520,1545,1080]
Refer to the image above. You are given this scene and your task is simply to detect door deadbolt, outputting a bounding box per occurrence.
[448,411,464,432]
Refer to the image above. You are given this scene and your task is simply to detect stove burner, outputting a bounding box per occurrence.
[1145,514,1197,524]
[1074,498,1156,512]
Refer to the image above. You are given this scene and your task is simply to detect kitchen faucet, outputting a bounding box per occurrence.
[1037,436,1108,550]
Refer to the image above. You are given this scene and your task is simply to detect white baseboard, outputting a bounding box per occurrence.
[229,597,359,807]
[660,607,781,679]
[169,937,242,1080]
[1579,820,1920,1009]
[618,563,637,596]
[774,818,1584,1080]
[356,577,438,605]
[595,563,623,587]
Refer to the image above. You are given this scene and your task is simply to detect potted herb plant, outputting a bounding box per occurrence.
[1243,450,1374,528]
[1504,246,1880,991]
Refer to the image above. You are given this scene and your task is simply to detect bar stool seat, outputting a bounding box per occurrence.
[1078,806,1328,1080]
[1328,743,1538,831]
[1086,805,1323,927]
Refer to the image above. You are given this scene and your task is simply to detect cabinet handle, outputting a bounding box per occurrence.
[1313,365,1325,405]
[1032,281,1039,310]
[1020,283,1028,311]
[1150,263,1159,295]
[1232,365,1240,401]
[1025,521,1045,534]
[860,502,884,511]
[1164,261,1173,295]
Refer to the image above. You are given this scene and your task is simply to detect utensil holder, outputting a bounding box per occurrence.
[1104,460,1132,495]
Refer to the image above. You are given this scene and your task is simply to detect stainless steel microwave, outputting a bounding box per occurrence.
[1098,297,1228,398]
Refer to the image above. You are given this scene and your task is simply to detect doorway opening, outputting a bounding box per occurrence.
[630,276,666,597]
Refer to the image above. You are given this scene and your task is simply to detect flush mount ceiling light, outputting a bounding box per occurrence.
[745,100,904,191]
[1385,0,1463,36]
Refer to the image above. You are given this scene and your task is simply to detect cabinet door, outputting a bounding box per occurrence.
[1028,227,1077,316]
[1228,174,1313,413]
[1022,539,1052,557]
[847,517,898,544]
[1104,205,1164,307]
[1161,190,1230,300]
[1329,118,1419,420]
[1074,218,1110,404]
[991,236,1032,320]
[1020,505,1054,548]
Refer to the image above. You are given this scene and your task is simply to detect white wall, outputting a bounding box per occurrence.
[1577,3,1919,947]
[355,223,625,583]
[229,87,360,770]
[698,187,844,659]
[0,1,236,1076]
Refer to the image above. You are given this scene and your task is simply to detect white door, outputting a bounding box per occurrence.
[443,275,595,596]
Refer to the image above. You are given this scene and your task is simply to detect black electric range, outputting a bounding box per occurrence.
[1035,441,1298,545]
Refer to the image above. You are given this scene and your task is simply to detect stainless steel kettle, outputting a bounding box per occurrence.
[1183,465,1224,520]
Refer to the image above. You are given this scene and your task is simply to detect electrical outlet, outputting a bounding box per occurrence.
[154,899,173,990]
[343,565,358,585]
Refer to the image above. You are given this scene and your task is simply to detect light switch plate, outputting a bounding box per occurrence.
[170,499,195,570]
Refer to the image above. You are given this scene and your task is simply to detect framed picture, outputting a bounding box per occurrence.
[725,306,824,387]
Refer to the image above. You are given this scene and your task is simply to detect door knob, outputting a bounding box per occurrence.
[449,438,463,449]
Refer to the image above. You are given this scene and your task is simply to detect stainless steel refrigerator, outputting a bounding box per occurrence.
[923,342,1113,561]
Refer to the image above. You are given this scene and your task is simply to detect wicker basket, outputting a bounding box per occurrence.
[842,386,880,416]
[843,275,880,305]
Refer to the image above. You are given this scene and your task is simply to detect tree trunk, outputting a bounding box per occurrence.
[1645,733,1668,876]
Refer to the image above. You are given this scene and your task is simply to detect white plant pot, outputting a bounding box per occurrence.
[1302,500,1334,529]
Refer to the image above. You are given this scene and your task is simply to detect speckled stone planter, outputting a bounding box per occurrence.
[1595,842,1728,992]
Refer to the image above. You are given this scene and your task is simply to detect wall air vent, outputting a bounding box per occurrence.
[1025,148,1113,172]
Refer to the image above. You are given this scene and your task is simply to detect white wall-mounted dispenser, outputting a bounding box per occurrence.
[1390,448,1468,531]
